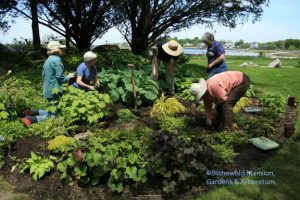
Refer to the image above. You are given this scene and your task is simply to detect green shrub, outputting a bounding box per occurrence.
[56,86,112,124]
[175,78,195,101]
[116,109,137,124]
[20,152,55,181]
[158,116,187,132]
[55,129,147,193]
[259,91,286,118]
[202,130,248,165]
[48,135,76,153]
[98,68,158,106]
[29,117,76,139]
[145,131,215,193]
[1,77,48,116]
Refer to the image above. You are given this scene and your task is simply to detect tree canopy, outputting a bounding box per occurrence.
[115,0,269,54]
[11,0,117,49]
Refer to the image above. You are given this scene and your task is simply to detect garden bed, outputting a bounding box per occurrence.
[1,93,296,199]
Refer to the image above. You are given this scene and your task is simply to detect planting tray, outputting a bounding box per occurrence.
[244,106,262,113]
[248,136,279,150]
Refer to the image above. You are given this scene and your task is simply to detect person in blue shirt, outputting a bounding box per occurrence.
[22,41,76,127]
[202,32,227,79]
[72,51,100,91]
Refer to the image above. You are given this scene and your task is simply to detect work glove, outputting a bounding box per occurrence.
[66,72,77,79]
[95,82,100,88]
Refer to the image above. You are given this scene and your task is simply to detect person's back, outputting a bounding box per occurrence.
[42,55,66,100]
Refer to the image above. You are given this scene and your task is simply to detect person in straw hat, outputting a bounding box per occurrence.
[72,51,100,91]
[22,41,76,127]
[151,39,183,96]
[189,71,250,129]
[202,32,227,79]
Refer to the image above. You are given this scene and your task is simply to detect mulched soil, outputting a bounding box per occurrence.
[0,102,298,200]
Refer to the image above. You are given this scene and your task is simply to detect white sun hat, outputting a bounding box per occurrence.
[47,41,66,51]
[162,40,183,56]
[84,51,97,62]
[189,78,207,103]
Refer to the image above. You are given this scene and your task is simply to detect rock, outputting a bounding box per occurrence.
[268,59,281,68]
[74,132,92,140]
[239,62,255,67]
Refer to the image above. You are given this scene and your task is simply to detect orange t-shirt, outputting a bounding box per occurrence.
[203,71,243,119]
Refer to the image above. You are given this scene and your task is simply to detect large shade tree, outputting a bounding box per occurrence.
[12,0,117,49]
[115,0,269,55]
[0,0,16,33]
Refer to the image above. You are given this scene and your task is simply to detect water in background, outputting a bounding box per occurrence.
[184,48,259,57]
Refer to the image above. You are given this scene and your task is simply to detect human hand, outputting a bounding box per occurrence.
[95,82,100,88]
[208,63,214,68]
[88,85,96,90]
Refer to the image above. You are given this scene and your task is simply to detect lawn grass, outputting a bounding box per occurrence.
[185,56,300,200]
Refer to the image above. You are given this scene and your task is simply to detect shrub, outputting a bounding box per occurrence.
[145,131,216,193]
[1,77,48,116]
[233,97,252,113]
[29,117,76,139]
[158,116,187,132]
[202,130,248,165]
[150,93,186,119]
[55,129,148,193]
[259,92,286,118]
[20,152,55,181]
[175,79,195,101]
[116,109,137,124]
[98,68,158,106]
[56,86,112,124]
[48,135,76,153]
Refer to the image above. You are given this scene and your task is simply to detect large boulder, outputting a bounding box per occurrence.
[239,62,255,67]
[268,59,281,68]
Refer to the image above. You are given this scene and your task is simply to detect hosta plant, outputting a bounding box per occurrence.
[20,152,56,181]
[98,68,158,106]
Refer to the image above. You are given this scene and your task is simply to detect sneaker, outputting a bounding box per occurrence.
[22,117,32,127]
[23,109,30,116]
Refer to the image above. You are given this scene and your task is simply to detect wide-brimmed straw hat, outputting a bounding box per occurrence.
[189,78,207,103]
[162,40,183,56]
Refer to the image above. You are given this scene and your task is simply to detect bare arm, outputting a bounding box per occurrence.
[208,53,225,68]
[76,76,94,90]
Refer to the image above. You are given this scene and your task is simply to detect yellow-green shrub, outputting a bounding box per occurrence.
[48,135,76,153]
[150,93,186,118]
[233,97,252,113]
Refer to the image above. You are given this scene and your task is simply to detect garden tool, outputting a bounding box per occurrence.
[128,64,137,111]
[151,46,160,90]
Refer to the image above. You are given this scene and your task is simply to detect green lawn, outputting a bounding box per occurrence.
[187,56,300,200]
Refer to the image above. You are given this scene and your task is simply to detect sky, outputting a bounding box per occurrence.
[1,0,299,45]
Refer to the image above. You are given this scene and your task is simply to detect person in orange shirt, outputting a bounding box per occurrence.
[189,71,250,129]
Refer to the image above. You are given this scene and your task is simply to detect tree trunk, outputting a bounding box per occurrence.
[130,33,149,55]
[29,0,41,51]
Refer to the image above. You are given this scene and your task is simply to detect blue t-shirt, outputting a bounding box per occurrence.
[72,62,97,89]
[206,41,227,78]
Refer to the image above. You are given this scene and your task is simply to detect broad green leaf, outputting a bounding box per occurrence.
[128,153,138,164]
[126,166,138,181]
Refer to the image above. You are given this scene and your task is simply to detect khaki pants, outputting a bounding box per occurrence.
[216,73,250,129]
[151,57,176,95]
